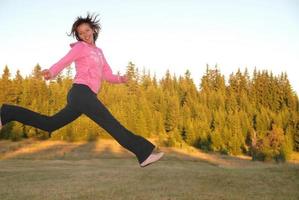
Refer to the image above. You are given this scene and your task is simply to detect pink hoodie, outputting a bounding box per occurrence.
[49,41,122,94]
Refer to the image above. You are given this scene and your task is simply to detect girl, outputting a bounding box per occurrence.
[0,13,164,167]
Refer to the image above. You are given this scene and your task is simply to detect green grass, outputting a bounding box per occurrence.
[0,139,299,200]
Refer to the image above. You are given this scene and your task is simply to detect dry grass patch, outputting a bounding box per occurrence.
[0,139,298,200]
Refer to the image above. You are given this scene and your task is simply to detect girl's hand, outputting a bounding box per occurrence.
[41,69,51,80]
[120,75,128,83]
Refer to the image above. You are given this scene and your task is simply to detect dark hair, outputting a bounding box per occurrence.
[68,13,101,42]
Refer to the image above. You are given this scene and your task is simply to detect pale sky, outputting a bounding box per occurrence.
[0,0,298,94]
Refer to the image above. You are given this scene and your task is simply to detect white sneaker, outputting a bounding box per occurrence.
[140,152,164,167]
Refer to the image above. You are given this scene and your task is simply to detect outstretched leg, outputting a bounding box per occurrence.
[69,84,156,164]
[0,103,81,133]
[84,98,155,164]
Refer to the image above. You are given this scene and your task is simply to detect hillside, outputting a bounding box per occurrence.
[0,139,299,200]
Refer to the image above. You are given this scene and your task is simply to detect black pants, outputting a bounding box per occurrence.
[0,84,155,164]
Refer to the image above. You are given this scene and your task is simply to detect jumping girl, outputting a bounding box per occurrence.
[0,13,164,167]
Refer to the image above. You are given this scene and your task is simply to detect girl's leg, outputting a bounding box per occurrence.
[85,98,155,164]
[0,103,81,133]
[70,84,155,164]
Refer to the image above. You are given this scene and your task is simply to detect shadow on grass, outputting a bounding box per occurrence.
[1,138,298,169]
[0,139,84,160]
[0,139,133,161]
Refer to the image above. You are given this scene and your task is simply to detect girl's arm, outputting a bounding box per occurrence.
[102,51,126,83]
[48,42,84,79]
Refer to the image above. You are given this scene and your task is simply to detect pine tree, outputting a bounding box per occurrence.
[32,63,43,80]
[13,70,24,104]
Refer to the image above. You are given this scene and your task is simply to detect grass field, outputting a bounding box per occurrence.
[0,139,299,200]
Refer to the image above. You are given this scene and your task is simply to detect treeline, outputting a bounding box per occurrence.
[0,62,298,161]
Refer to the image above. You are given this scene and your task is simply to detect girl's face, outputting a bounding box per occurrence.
[77,23,95,45]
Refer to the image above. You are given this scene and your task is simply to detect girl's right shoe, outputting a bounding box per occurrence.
[140,152,164,167]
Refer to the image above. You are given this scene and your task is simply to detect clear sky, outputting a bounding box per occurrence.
[0,0,298,94]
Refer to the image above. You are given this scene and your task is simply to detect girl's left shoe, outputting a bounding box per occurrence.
[140,152,164,167]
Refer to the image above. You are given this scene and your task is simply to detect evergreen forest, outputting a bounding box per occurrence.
[0,62,298,162]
